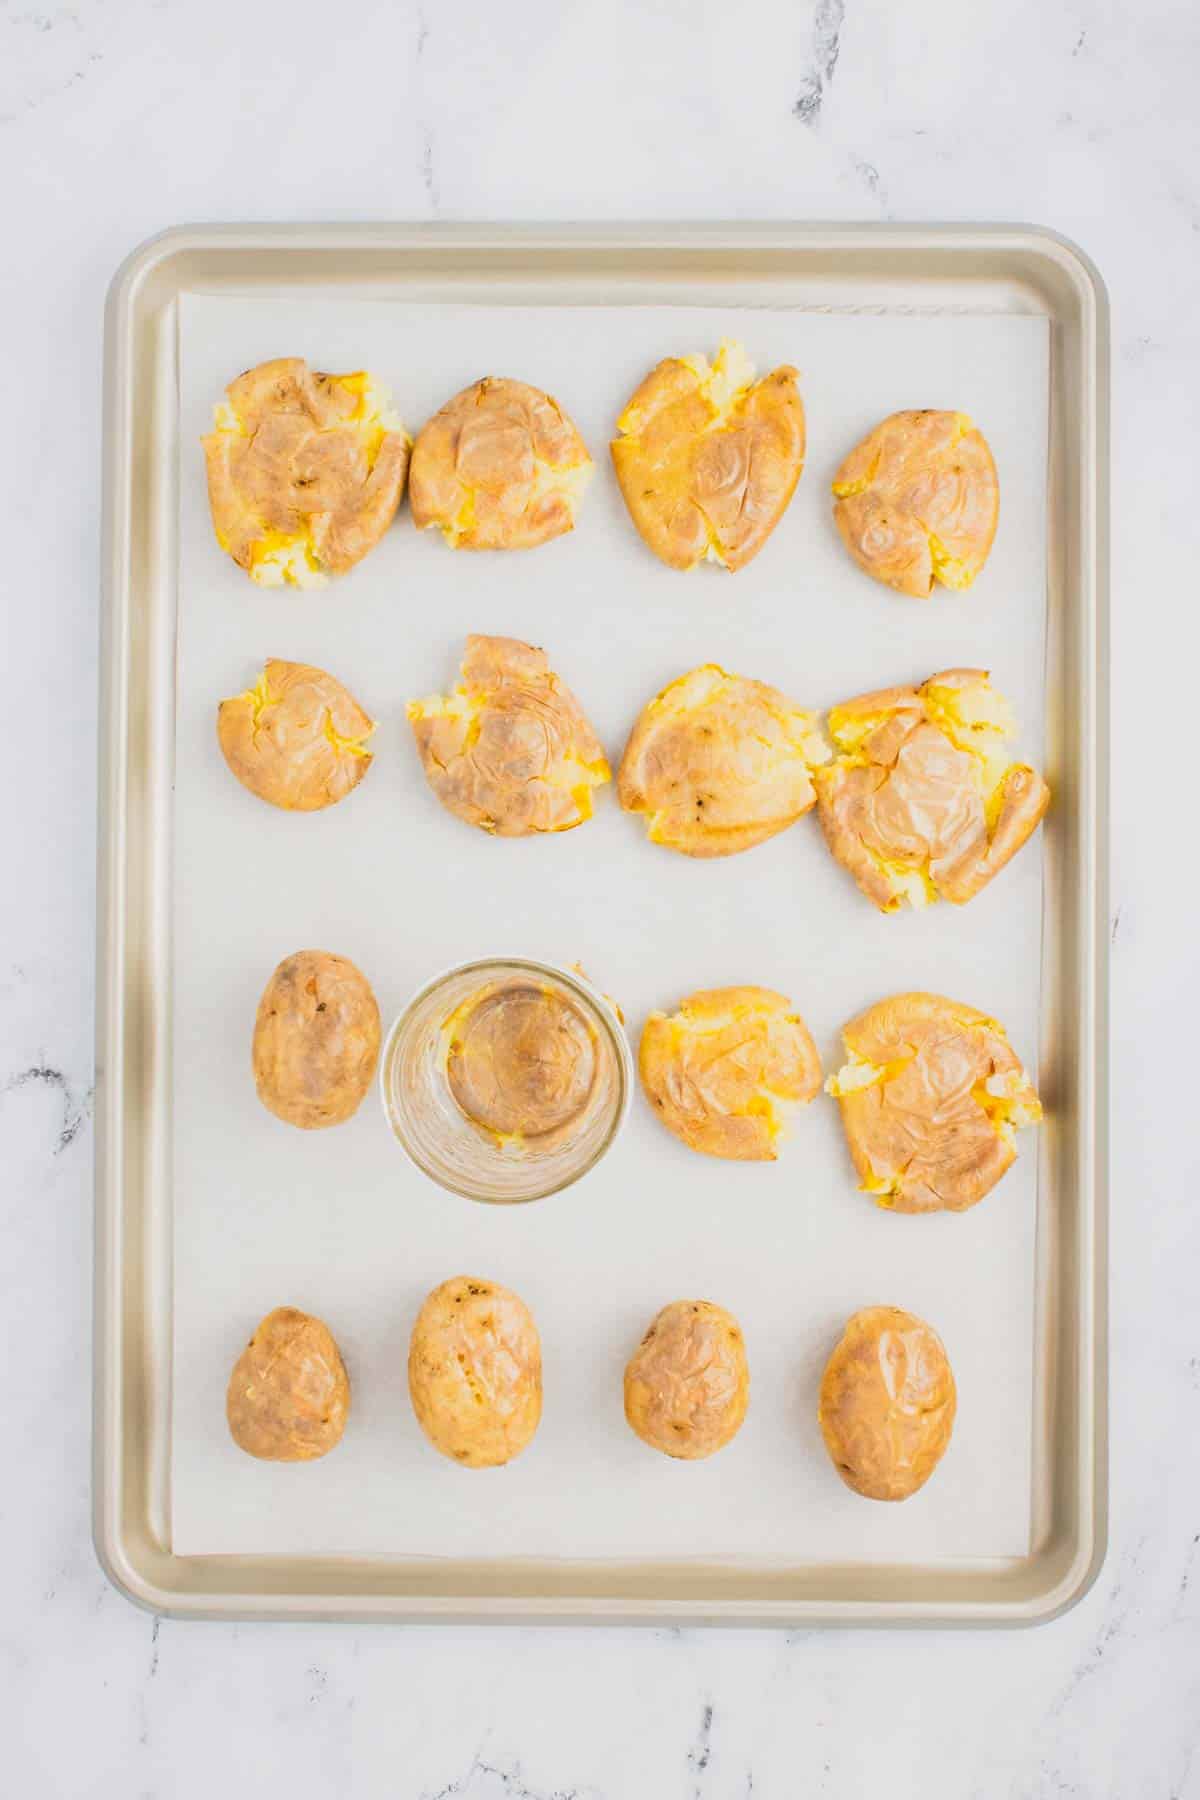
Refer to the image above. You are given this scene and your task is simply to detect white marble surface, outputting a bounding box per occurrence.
[1,0,1196,1793]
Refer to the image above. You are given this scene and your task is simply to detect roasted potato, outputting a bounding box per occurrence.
[202,357,409,585]
[408,1276,542,1468]
[832,409,999,598]
[814,668,1050,911]
[612,339,805,571]
[409,377,593,549]
[407,635,610,835]
[226,1305,350,1462]
[446,979,599,1145]
[624,1299,749,1459]
[252,950,381,1130]
[826,991,1042,1212]
[818,1306,956,1500]
[639,986,822,1160]
[618,664,829,857]
[217,658,375,812]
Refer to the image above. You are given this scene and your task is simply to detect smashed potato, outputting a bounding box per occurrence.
[407,635,610,835]
[226,1306,350,1462]
[814,668,1050,910]
[639,986,822,1160]
[252,950,381,1130]
[818,1306,956,1500]
[409,377,593,549]
[445,979,599,1147]
[408,1276,542,1467]
[202,357,409,585]
[827,991,1042,1212]
[832,409,999,598]
[618,663,829,857]
[217,658,375,812]
[624,1300,749,1459]
[612,339,805,571]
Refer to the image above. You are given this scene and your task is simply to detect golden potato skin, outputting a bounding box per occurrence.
[226,1306,350,1462]
[818,1306,956,1500]
[252,950,381,1130]
[829,991,1042,1213]
[612,341,805,571]
[202,357,409,583]
[408,1276,542,1468]
[618,664,828,857]
[407,635,610,835]
[217,659,375,812]
[814,668,1050,911]
[446,980,599,1144]
[409,378,593,549]
[624,1300,749,1459]
[639,986,822,1161]
[832,409,998,598]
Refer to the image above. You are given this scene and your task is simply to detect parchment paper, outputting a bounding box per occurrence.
[172,294,1048,1562]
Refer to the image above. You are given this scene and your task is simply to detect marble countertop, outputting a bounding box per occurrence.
[2,0,1195,1794]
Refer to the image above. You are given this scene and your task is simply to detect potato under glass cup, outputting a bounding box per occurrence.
[380,959,631,1202]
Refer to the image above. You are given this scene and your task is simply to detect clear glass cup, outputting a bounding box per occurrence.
[379,957,632,1203]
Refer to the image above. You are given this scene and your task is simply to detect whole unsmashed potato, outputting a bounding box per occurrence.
[612,339,805,571]
[640,986,822,1160]
[818,1306,956,1500]
[217,658,375,812]
[826,991,1042,1212]
[226,1305,350,1462]
[407,635,610,835]
[408,1276,542,1468]
[814,668,1050,911]
[409,377,593,549]
[832,409,998,598]
[202,357,409,586]
[618,664,829,857]
[624,1299,749,1459]
[252,950,381,1130]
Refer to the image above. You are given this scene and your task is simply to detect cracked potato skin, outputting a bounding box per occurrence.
[831,991,1041,1213]
[217,658,374,812]
[612,344,805,571]
[814,668,1050,911]
[818,1306,956,1500]
[408,1276,542,1468]
[617,664,827,857]
[624,1300,749,1459]
[409,377,592,549]
[252,950,381,1130]
[226,1306,350,1462]
[639,986,822,1161]
[202,357,409,582]
[832,409,998,598]
[407,635,610,835]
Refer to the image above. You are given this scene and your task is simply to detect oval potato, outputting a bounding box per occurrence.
[818,1305,956,1500]
[226,1305,350,1461]
[252,950,381,1130]
[624,1299,749,1459]
[408,1276,542,1468]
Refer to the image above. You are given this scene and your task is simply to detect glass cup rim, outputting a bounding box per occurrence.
[378,955,634,1203]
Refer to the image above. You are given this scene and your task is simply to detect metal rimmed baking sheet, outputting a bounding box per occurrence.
[95,223,1108,1623]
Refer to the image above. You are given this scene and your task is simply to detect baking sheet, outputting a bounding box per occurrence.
[171,294,1048,1562]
